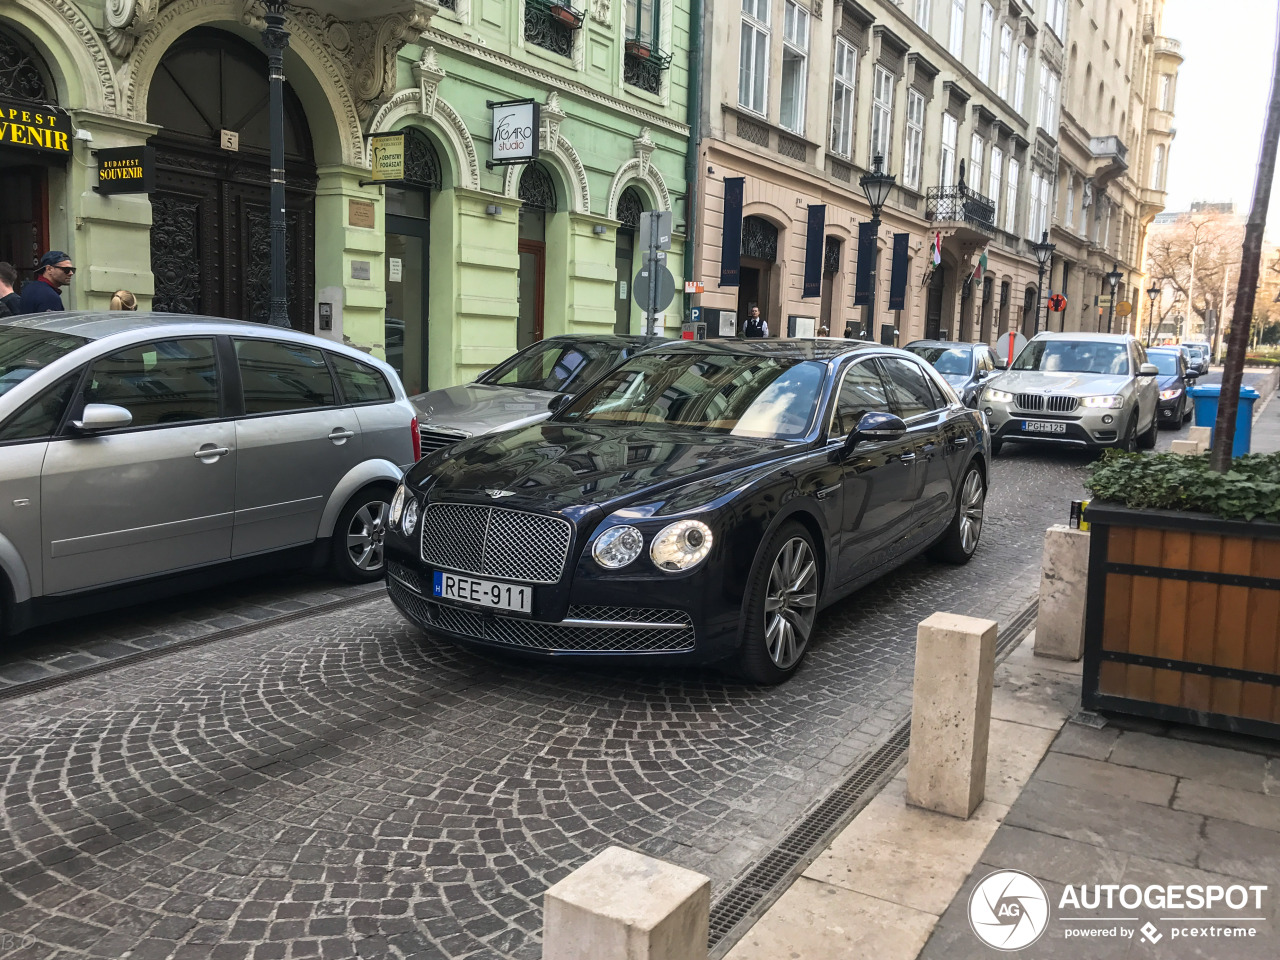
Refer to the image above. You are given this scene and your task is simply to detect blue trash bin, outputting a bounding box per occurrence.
[1188,383,1261,457]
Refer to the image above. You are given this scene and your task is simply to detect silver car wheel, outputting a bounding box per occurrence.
[959,469,985,555]
[346,501,389,572]
[763,537,818,670]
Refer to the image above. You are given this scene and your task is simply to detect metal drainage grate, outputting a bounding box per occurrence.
[997,598,1039,660]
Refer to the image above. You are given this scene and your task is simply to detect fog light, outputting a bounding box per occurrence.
[984,407,994,417]
[1102,415,1114,424]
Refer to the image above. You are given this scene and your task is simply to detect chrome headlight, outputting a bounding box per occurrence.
[1082,395,1125,409]
[984,388,1014,403]
[1160,387,1183,401]
[592,524,644,569]
[650,520,713,572]
[401,497,420,537]
[389,483,407,527]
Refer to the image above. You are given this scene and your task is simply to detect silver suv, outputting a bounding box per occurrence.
[981,332,1159,455]
[0,313,418,636]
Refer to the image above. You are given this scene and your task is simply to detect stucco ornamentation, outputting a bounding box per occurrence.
[502,131,591,215]
[414,46,446,117]
[540,90,565,152]
[36,0,119,110]
[367,81,481,191]
[589,0,611,26]
[104,0,160,58]
[632,126,654,179]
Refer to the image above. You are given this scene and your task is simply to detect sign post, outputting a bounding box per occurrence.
[635,210,674,335]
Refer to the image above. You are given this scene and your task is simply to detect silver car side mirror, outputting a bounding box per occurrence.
[1139,363,1159,377]
[71,403,133,433]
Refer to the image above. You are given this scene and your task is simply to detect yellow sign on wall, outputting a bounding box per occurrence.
[0,96,72,156]
[369,133,405,182]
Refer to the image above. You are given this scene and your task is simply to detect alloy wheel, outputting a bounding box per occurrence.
[959,469,985,555]
[763,537,819,670]
[346,501,389,572]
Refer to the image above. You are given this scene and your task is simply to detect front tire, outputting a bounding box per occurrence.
[330,485,393,582]
[737,522,820,685]
[1138,409,1158,449]
[929,464,986,564]
[1114,415,1138,453]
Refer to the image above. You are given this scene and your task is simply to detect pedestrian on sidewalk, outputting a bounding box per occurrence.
[0,262,22,317]
[20,251,73,313]
[742,305,769,339]
[110,290,138,311]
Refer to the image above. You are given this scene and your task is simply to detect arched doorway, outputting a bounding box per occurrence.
[384,128,442,394]
[0,25,58,274]
[614,187,645,334]
[147,27,316,329]
[738,216,778,333]
[925,263,946,339]
[518,162,556,348]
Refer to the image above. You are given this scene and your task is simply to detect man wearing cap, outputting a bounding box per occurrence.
[20,251,74,313]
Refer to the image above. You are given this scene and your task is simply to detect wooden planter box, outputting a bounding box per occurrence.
[1083,503,1280,739]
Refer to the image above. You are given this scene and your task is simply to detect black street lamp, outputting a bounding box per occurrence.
[1105,262,1124,334]
[1030,230,1056,334]
[262,1,291,328]
[859,154,896,341]
[1145,283,1160,345]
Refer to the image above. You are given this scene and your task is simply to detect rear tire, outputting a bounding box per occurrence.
[928,464,986,564]
[737,522,820,685]
[330,485,394,583]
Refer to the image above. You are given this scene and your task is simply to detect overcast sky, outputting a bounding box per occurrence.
[1161,0,1279,231]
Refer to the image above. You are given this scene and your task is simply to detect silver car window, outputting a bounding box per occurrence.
[85,339,219,427]
[236,339,337,414]
[0,370,81,443]
[329,352,393,404]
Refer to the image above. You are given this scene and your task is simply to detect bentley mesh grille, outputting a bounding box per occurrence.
[420,503,573,585]
[387,580,695,653]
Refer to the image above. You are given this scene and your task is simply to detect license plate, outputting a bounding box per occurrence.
[433,571,532,613]
[1023,420,1067,434]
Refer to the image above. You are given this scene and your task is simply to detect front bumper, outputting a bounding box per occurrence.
[1157,393,1185,422]
[983,402,1127,447]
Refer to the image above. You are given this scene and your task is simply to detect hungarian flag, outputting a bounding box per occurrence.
[973,248,988,281]
[932,231,942,266]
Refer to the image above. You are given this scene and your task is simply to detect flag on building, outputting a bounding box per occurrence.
[932,232,942,266]
[973,247,988,282]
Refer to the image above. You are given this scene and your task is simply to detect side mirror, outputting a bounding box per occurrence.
[845,411,907,453]
[70,403,133,433]
[548,393,573,413]
[1185,369,1200,380]
[1139,363,1159,377]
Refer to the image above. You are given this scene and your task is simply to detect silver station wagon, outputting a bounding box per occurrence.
[0,313,418,636]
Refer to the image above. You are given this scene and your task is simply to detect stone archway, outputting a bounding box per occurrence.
[501,92,590,214]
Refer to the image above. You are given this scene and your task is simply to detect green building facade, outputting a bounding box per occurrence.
[1,0,691,391]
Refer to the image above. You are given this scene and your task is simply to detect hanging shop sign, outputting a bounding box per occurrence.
[94,146,155,194]
[369,132,406,182]
[488,98,540,168]
[0,96,72,158]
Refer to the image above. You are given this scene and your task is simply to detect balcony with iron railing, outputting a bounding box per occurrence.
[1089,135,1128,163]
[524,0,583,59]
[926,183,996,237]
[623,34,671,95]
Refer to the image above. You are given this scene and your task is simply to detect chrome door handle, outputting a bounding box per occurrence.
[899,452,917,462]
[328,428,355,443]
[954,436,969,445]
[194,446,230,460]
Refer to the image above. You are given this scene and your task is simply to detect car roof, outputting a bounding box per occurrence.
[0,311,277,340]
[543,333,669,347]
[1146,346,1181,354]
[904,340,980,350]
[637,338,896,361]
[1029,331,1134,343]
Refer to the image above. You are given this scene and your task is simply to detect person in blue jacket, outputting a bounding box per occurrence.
[19,251,74,313]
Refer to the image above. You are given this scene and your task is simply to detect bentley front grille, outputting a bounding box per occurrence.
[420,503,572,585]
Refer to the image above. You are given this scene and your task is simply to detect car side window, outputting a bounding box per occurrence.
[830,360,890,436]
[329,352,393,404]
[978,349,994,373]
[84,339,219,428]
[0,371,82,443]
[879,357,938,419]
[236,339,336,415]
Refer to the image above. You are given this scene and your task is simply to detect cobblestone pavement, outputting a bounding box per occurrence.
[0,433,1188,960]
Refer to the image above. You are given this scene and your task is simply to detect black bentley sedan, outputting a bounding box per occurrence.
[385,340,990,683]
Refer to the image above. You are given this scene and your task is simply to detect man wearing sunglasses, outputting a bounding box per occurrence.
[20,250,74,314]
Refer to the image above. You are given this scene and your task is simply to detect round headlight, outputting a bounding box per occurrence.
[592,524,644,568]
[401,498,420,537]
[389,484,407,527]
[650,520,713,572]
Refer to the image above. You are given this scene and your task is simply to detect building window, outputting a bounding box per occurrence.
[903,88,925,189]
[1028,172,1040,239]
[1047,0,1066,38]
[830,37,858,159]
[1159,74,1173,110]
[1005,157,1019,233]
[989,145,1003,222]
[1066,175,1074,228]
[1014,44,1028,114]
[915,0,932,30]
[871,65,895,164]
[625,0,658,43]
[1152,144,1166,189]
[524,0,581,58]
[1047,71,1059,130]
[1039,172,1051,239]
[949,0,965,58]
[998,25,1012,99]
[780,1,810,133]
[1038,65,1060,132]
[940,112,957,186]
[624,0,668,94]
[969,133,984,189]
[978,3,994,84]
[739,0,770,116]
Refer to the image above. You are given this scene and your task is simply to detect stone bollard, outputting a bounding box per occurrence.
[1170,439,1203,456]
[1035,525,1089,660]
[543,846,710,960]
[906,612,998,820]
[1188,426,1212,451]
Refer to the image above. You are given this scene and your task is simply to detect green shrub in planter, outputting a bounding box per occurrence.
[1086,449,1280,522]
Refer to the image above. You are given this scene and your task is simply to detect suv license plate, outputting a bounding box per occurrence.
[433,572,532,613]
[1023,420,1067,434]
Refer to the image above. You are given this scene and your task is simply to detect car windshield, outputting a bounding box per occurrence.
[1147,351,1181,376]
[479,339,623,393]
[558,352,827,439]
[906,346,972,376]
[0,327,89,397]
[1186,344,1207,358]
[1012,340,1130,376]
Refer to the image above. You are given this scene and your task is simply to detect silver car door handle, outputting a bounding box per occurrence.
[194,446,230,459]
[899,452,917,462]
[329,428,356,443]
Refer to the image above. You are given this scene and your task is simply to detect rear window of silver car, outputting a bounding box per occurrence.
[0,327,89,397]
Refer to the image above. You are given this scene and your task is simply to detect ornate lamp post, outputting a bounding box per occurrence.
[262,1,291,328]
[1105,262,1124,334]
[1030,230,1056,334]
[1145,283,1161,345]
[858,154,896,341]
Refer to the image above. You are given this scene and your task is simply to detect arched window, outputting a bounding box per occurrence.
[617,186,645,230]
[0,26,54,101]
[519,162,558,211]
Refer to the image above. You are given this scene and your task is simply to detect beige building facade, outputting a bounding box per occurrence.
[690,0,1180,350]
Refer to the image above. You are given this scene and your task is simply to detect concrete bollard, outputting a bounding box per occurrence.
[1188,425,1212,451]
[1170,439,1203,456]
[1035,524,1089,660]
[543,846,710,960]
[906,612,998,820]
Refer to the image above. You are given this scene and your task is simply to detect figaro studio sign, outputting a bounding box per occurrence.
[0,96,72,156]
